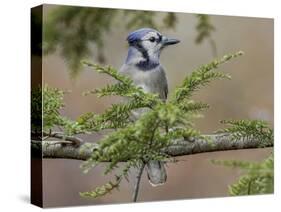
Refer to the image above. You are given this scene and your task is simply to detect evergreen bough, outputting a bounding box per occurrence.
[34,51,274,200]
[77,51,244,198]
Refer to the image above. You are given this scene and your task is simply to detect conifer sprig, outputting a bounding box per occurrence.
[212,155,273,195]
[82,61,161,106]
[218,119,273,147]
[172,51,244,103]
[80,175,122,198]
[32,85,82,136]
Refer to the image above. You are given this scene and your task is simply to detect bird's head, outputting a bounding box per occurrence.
[126,28,180,70]
[127,28,180,55]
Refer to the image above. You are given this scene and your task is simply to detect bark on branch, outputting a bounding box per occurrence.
[31,133,273,161]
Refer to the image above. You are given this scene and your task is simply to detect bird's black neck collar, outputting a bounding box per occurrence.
[135,57,160,71]
[133,44,159,71]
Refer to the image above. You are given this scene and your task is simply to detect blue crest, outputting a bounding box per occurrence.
[127,28,157,44]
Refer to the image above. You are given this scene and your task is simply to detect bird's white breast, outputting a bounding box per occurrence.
[119,64,164,95]
[133,70,155,93]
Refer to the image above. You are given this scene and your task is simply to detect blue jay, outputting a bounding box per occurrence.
[119,28,180,186]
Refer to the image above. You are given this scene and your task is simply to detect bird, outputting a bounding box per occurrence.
[119,28,180,186]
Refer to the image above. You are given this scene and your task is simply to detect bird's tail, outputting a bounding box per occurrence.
[146,161,167,186]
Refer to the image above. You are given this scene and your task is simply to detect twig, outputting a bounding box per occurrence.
[208,37,218,57]
[132,162,145,202]
[247,179,252,195]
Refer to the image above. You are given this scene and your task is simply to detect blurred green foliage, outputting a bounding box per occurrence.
[195,14,215,44]
[43,6,178,78]
[43,6,217,78]
[195,14,217,56]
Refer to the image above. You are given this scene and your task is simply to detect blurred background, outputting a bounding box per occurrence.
[35,4,273,207]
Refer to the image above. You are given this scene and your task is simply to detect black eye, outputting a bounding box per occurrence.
[149,37,156,42]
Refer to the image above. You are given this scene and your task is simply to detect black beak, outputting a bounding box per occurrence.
[162,37,180,46]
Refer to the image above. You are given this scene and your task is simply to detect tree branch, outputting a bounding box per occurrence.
[132,162,145,202]
[43,132,83,145]
[31,133,273,161]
